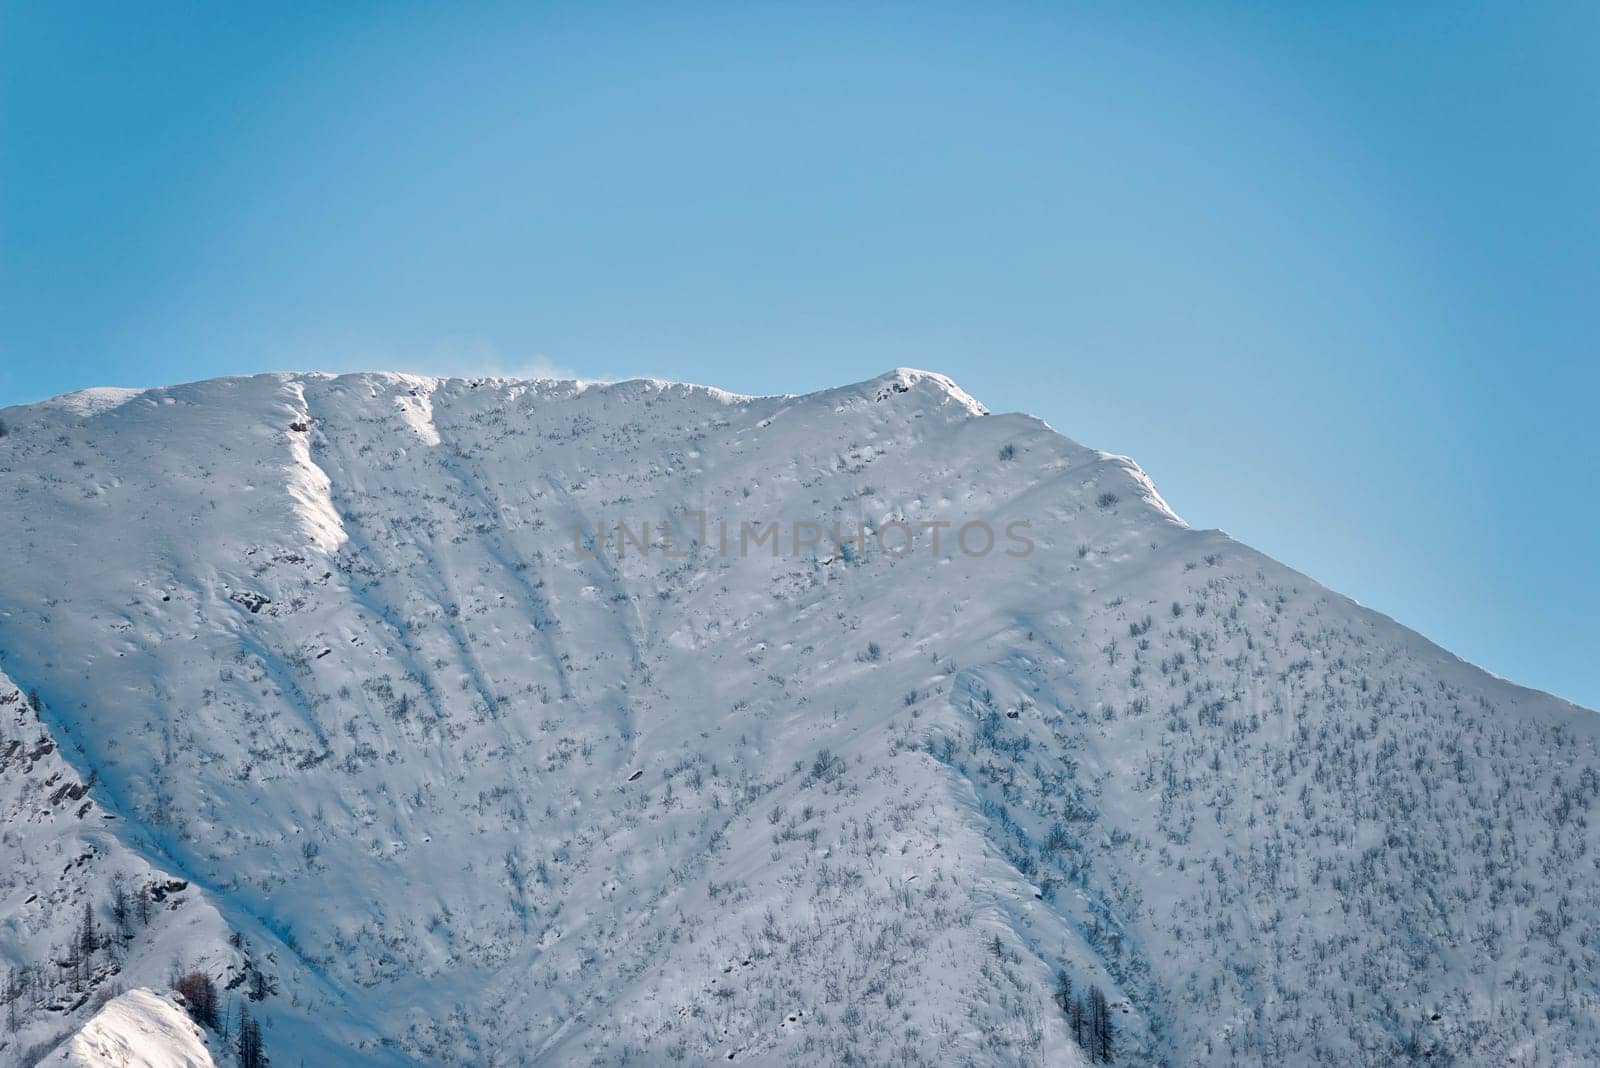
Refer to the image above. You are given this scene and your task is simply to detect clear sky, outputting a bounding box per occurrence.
[2,2,1596,707]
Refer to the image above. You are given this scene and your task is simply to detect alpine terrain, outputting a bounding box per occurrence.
[0,368,1595,1066]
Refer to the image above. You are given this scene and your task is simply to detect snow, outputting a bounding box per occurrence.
[0,367,1595,1065]
[0,667,244,1064]
[41,989,214,1068]
[30,388,145,420]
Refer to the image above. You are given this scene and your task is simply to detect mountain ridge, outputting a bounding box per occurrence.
[1,368,1595,1066]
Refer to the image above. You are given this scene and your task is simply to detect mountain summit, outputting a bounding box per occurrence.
[1,370,1595,1066]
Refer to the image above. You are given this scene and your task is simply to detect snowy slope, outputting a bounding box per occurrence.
[0,368,1594,1066]
[40,989,214,1068]
[0,663,241,1065]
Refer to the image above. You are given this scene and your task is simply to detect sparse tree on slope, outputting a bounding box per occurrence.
[237,1002,267,1068]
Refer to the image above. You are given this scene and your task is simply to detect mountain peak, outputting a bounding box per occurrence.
[830,366,991,417]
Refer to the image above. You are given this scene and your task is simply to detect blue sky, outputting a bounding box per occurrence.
[2,2,1596,707]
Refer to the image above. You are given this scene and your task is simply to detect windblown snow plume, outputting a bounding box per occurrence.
[0,369,1594,1066]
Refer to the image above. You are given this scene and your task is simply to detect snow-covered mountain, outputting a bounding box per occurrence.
[0,368,1595,1066]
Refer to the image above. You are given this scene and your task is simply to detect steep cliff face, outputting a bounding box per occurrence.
[0,370,1594,1065]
